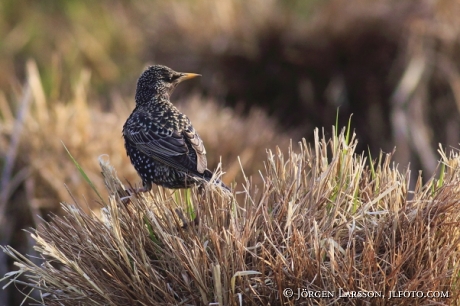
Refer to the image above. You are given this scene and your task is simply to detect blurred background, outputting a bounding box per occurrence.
[1,0,460,304]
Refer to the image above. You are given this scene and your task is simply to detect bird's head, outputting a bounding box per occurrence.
[135,65,201,105]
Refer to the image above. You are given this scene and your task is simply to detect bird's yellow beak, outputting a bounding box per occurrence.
[178,73,201,82]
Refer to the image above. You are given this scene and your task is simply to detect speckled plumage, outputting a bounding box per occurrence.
[123,65,229,191]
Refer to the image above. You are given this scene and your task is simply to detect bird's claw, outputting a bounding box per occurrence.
[120,186,150,204]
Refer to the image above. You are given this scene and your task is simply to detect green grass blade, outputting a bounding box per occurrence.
[143,215,159,244]
[62,141,106,205]
[437,162,445,189]
[335,107,340,139]
[185,188,195,219]
[345,114,353,145]
[368,147,376,180]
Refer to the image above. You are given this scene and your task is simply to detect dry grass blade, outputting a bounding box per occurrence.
[2,128,460,305]
[0,81,31,221]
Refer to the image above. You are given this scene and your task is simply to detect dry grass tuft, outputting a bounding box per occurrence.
[2,128,460,305]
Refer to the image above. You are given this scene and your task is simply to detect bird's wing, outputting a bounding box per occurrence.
[124,113,207,175]
[183,126,207,173]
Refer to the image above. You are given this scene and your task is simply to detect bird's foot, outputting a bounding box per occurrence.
[198,184,206,195]
[120,185,151,204]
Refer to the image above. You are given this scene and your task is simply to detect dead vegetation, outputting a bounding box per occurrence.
[2,128,460,305]
[2,0,460,304]
[0,60,292,305]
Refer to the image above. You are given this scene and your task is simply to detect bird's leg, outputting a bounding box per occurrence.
[193,213,200,226]
[198,184,206,196]
[131,181,152,193]
[121,182,152,203]
[175,208,190,229]
[176,206,200,229]
[134,182,152,193]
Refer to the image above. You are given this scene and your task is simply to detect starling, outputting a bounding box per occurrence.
[123,65,229,192]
